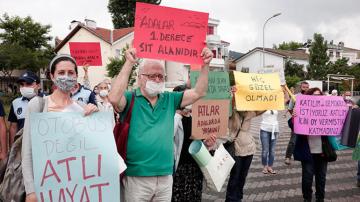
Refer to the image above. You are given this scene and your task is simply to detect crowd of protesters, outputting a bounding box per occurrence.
[0,46,359,202]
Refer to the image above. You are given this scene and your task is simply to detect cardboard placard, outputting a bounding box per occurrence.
[30,112,120,201]
[294,95,349,136]
[69,42,102,66]
[191,99,229,139]
[134,2,208,64]
[190,71,231,99]
[233,71,284,111]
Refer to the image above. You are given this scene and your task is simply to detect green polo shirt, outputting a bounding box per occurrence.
[122,88,184,176]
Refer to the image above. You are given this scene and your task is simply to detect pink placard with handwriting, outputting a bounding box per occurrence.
[294,95,349,136]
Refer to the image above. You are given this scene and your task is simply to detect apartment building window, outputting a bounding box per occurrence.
[329,51,333,57]
[241,67,249,73]
[336,51,340,58]
[207,26,214,35]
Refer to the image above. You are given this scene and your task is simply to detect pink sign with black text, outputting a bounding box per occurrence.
[294,95,349,136]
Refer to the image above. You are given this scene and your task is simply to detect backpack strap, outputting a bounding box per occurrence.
[123,92,135,123]
[234,111,245,139]
[38,96,46,112]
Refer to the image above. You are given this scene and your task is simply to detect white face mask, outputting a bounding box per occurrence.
[345,96,352,100]
[20,87,36,99]
[145,80,165,97]
[99,89,109,97]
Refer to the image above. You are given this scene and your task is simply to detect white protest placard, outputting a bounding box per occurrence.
[30,112,121,202]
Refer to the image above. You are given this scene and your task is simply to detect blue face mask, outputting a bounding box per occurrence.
[54,75,77,92]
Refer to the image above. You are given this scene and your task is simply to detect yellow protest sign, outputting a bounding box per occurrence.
[233,72,284,111]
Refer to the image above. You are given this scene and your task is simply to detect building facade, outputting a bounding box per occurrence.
[234,47,309,85]
[303,41,360,66]
[55,20,134,89]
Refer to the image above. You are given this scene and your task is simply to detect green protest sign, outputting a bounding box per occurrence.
[190,71,231,100]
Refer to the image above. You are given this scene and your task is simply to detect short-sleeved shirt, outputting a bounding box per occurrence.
[288,93,301,110]
[0,101,5,117]
[122,88,183,176]
[8,94,44,130]
[8,96,30,130]
[71,84,97,106]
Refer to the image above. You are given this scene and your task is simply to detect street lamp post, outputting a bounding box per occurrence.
[263,13,281,68]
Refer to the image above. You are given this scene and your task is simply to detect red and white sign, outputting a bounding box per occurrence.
[134,3,208,64]
[69,42,102,66]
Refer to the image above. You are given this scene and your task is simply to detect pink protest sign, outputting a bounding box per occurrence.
[69,42,102,66]
[134,2,208,64]
[294,95,349,136]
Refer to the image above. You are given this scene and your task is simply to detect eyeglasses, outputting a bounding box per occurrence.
[141,74,165,81]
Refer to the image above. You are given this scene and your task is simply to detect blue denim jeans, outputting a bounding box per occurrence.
[225,155,253,202]
[301,154,328,201]
[260,130,278,167]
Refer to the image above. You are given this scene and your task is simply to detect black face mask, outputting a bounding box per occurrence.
[301,90,306,94]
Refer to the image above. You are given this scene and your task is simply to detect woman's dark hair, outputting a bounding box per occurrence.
[173,85,188,110]
[49,54,78,75]
[305,87,323,95]
[173,85,187,92]
[93,85,98,92]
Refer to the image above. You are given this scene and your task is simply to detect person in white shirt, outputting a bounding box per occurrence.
[96,81,115,112]
[260,110,279,174]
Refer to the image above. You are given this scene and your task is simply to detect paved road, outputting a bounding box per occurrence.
[202,113,360,202]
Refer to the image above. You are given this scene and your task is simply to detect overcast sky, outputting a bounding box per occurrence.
[1,0,359,53]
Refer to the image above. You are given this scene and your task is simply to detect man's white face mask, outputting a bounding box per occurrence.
[20,87,36,99]
[145,80,165,97]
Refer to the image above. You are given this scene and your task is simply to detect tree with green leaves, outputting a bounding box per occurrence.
[274,41,303,51]
[107,45,137,88]
[327,58,349,75]
[285,75,302,88]
[307,33,329,80]
[0,13,52,50]
[346,64,360,91]
[108,0,161,29]
[0,13,54,79]
[284,60,305,78]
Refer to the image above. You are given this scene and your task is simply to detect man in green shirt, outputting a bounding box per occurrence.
[109,47,213,202]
